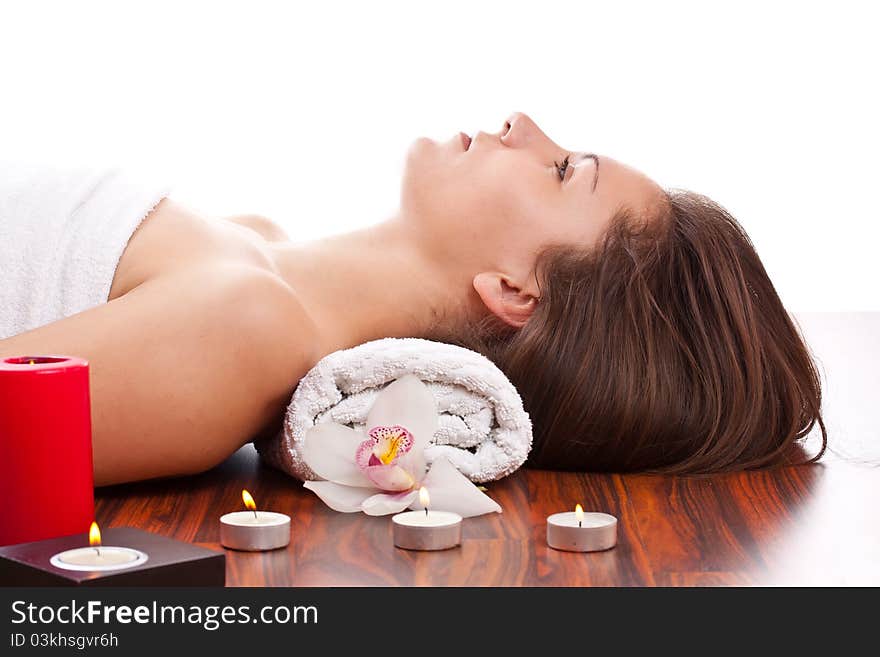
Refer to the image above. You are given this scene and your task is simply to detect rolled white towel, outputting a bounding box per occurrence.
[254,337,533,483]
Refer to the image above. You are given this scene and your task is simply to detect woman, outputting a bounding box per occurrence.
[0,112,826,486]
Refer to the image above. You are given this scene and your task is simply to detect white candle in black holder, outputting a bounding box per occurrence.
[49,522,148,572]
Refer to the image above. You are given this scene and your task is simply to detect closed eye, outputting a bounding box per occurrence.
[558,153,600,192]
[554,154,572,182]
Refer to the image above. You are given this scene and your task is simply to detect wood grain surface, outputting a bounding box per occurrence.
[94,313,880,586]
[93,442,878,586]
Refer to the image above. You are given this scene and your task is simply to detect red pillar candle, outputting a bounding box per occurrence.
[0,356,95,546]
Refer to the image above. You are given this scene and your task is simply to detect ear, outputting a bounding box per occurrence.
[472,272,538,329]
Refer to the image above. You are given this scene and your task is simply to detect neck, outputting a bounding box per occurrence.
[270,215,474,359]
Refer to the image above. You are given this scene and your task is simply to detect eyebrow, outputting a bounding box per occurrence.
[577,152,600,193]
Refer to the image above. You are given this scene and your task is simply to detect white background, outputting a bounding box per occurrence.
[1,0,877,311]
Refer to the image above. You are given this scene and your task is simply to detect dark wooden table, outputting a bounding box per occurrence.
[95,313,880,586]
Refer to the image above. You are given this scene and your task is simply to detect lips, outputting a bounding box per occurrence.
[459,132,472,151]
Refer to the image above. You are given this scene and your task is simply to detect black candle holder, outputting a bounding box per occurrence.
[0,527,225,586]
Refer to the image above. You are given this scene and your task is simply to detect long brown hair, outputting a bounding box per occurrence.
[440,188,827,474]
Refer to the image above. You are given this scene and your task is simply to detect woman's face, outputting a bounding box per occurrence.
[400,112,665,293]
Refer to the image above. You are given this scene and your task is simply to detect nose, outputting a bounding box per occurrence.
[497,111,522,140]
[500,111,562,157]
[500,113,518,139]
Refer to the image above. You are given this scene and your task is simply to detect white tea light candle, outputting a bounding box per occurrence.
[546,504,617,552]
[392,487,462,551]
[219,489,291,551]
[49,522,148,572]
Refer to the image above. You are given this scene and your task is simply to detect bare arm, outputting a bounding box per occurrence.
[0,265,317,486]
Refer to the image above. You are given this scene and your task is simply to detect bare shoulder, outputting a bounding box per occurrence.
[221,213,290,242]
[0,262,321,484]
[203,264,322,373]
[138,263,322,385]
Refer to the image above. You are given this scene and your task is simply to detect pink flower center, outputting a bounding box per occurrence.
[355,425,416,492]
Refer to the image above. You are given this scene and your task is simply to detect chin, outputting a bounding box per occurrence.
[399,135,464,231]
[402,136,436,178]
[400,141,435,211]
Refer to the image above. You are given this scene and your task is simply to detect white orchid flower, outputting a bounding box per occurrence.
[302,375,502,517]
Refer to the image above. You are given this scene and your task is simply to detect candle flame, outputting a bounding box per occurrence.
[242,489,257,511]
[575,504,584,523]
[419,486,430,508]
[29,359,35,365]
[88,521,102,547]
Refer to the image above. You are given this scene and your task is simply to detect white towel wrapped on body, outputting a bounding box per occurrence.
[0,162,169,339]
[254,337,534,483]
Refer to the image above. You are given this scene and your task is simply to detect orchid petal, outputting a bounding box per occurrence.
[302,422,373,487]
[366,375,437,478]
[414,456,502,518]
[355,437,375,471]
[366,375,437,451]
[361,489,420,516]
[303,481,377,513]
[395,450,428,486]
[362,463,415,491]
